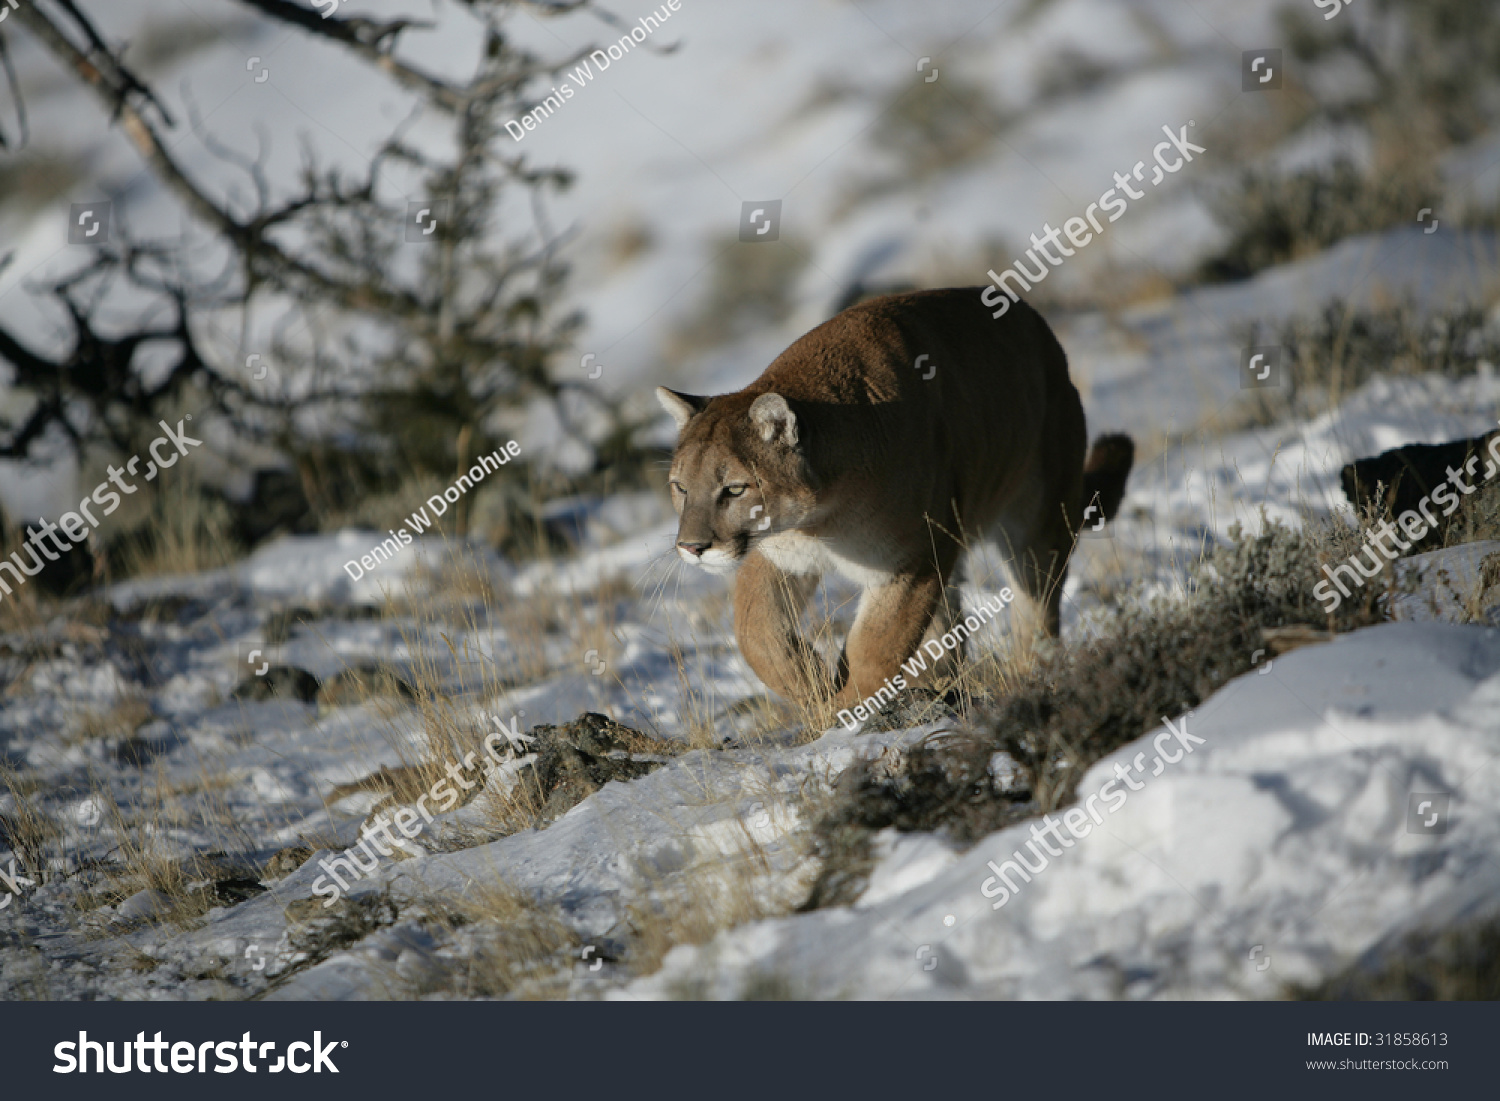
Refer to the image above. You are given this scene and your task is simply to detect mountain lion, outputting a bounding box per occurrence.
[657,287,1132,710]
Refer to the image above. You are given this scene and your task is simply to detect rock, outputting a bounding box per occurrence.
[186,876,266,906]
[114,723,181,767]
[1390,541,1500,626]
[988,750,1029,795]
[316,665,416,707]
[284,892,398,958]
[1341,430,1500,551]
[263,845,316,880]
[264,603,383,645]
[115,594,205,625]
[112,888,174,924]
[225,468,315,547]
[518,712,682,828]
[176,852,268,906]
[231,665,321,703]
[114,737,156,767]
[850,686,955,733]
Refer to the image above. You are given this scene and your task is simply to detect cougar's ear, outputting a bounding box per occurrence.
[749,392,798,448]
[656,387,708,432]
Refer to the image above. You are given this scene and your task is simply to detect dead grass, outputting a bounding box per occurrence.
[983,516,1379,810]
[313,547,645,843]
[115,475,241,579]
[1296,914,1500,1000]
[0,588,49,636]
[321,472,449,536]
[1195,0,1500,286]
[625,847,814,986]
[71,754,266,930]
[1442,478,1500,550]
[1195,300,1500,442]
[798,517,1386,907]
[67,696,155,746]
[420,876,581,998]
[0,764,58,884]
[1197,160,1439,284]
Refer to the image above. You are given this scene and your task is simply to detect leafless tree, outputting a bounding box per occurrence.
[0,0,640,535]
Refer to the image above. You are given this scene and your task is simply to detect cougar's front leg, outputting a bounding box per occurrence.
[832,569,947,709]
[734,549,830,704]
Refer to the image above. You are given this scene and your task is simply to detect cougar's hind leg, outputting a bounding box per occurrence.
[994,474,1083,643]
[1012,513,1075,638]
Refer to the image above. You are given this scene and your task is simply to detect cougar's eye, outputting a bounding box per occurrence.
[669,480,685,495]
[722,484,748,498]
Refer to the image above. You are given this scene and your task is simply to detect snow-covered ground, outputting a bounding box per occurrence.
[4,357,1500,1000]
[625,621,1500,999]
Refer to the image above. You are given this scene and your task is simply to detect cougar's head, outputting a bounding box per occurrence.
[656,387,817,573]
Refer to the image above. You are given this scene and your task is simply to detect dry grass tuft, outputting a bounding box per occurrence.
[625,848,815,987]
[68,696,155,746]
[1196,160,1439,284]
[115,476,241,579]
[420,876,582,998]
[0,764,59,884]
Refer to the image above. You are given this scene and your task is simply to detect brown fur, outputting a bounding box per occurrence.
[658,287,1132,710]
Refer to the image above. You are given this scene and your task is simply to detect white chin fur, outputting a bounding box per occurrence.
[678,546,738,574]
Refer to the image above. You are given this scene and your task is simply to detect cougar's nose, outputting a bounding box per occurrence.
[677,540,711,557]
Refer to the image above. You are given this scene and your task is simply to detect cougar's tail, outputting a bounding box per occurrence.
[1080,433,1134,529]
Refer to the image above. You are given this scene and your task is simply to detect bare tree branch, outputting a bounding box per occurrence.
[13,4,426,319]
[231,0,468,107]
[0,28,28,148]
[50,0,175,123]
